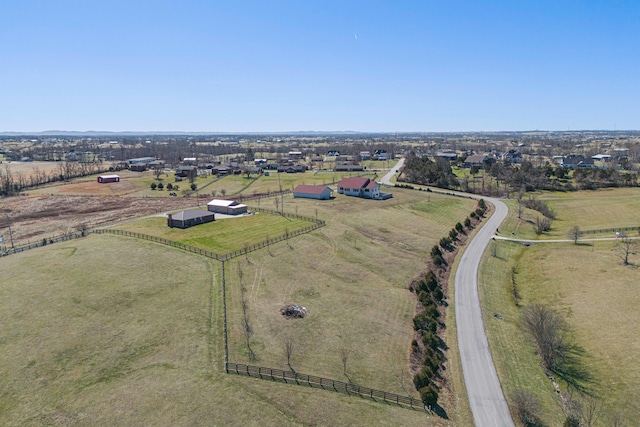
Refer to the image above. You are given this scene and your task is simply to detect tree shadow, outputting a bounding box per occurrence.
[551,344,595,395]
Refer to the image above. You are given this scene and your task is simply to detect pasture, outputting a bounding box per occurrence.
[113,212,314,255]
[0,235,436,426]
[0,187,477,426]
[480,188,640,425]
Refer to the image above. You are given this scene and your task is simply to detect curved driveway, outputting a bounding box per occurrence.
[455,198,514,426]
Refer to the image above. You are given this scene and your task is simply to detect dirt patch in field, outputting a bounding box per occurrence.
[0,194,204,247]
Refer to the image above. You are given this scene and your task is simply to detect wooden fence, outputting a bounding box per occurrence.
[226,363,427,411]
[0,231,85,257]
[93,212,325,262]
[581,225,640,235]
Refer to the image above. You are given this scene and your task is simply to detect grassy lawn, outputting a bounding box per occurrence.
[0,235,435,426]
[480,188,640,425]
[224,188,476,423]
[113,213,314,254]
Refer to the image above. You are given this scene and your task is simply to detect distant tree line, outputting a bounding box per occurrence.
[401,155,639,195]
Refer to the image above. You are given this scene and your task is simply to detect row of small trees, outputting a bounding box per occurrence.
[410,199,488,407]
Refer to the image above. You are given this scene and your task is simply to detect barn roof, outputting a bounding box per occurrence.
[99,174,120,179]
[337,177,369,188]
[293,184,331,195]
[207,199,235,207]
[171,210,213,221]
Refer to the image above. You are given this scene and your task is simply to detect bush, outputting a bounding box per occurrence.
[422,332,439,350]
[455,222,464,233]
[413,366,433,390]
[430,245,442,258]
[166,183,173,190]
[470,211,478,219]
[511,389,541,426]
[464,217,472,228]
[478,199,487,210]
[413,312,437,334]
[432,253,445,268]
[419,385,439,407]
[449,229,458,240]
[475,208,485,217]
[157,183,164,190]
[150,183,157,190]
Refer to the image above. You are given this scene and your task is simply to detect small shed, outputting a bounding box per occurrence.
[167,210,215,229]
[293,184,332,200]
[207,199,248,215]
[97,174,120,183]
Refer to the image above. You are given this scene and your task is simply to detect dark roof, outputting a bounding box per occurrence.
[171,210,213,221]
[465,154,489,163]
[293,184,331,195]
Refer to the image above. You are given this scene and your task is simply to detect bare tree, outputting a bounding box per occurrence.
[340,348,349,377]
[510,389,541,426]
[238,265,255,361]
[614,232,639,265]
[285,335,295,372]
[568,225,583,244]
[534,216,551,235]
[522,304,568,372]
[580,395,603,427]
[220,188,227,197]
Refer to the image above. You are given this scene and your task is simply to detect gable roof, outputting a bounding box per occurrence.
[207,199,235,207]
[465,154,489,163]
[365,180,378,189]
[171,210,213,221]
[338,177,369,188]
[293,184,331,195]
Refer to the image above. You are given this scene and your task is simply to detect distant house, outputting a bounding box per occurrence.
[129,163,147,172]
[373,149,388,161]
[167,210,215,229]
[293,185,332,200]
[97,174,120,183]
[288,151,303,160]
[207,199,248,215]
[561,155,594,169]
[127,157,156,166]
[501,149,522,164]
[334,163,364,172]
[337,177,392,200]
[464,154,493,169]
[327,150,340,157]
[277,164,307,173]
[176,166,198,179]
[359,151,371,160]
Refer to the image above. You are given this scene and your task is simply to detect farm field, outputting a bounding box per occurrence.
[0,187,478,426]
[203,170,376,198]
[113,212,314,255]
[0,235,435,427]
[480,188,640,425]
[224,188,476,422]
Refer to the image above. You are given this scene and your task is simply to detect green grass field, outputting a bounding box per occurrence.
[1,187,476,426]
[113,212,314,254]
[480,188,640,425]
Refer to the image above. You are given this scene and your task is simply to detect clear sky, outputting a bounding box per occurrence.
[1,0,639,132]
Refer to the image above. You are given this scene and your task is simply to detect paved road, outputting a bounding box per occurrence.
[456,198,514,427]
[378,159,514,425]
[379,158,404,185]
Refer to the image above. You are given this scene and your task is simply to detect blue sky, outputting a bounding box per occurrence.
[1,0,639,132]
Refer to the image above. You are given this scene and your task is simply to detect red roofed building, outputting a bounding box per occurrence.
[337,177,382,199]
[293,184,332,200]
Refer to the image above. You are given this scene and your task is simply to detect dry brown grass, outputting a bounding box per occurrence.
[0,188,474,426]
